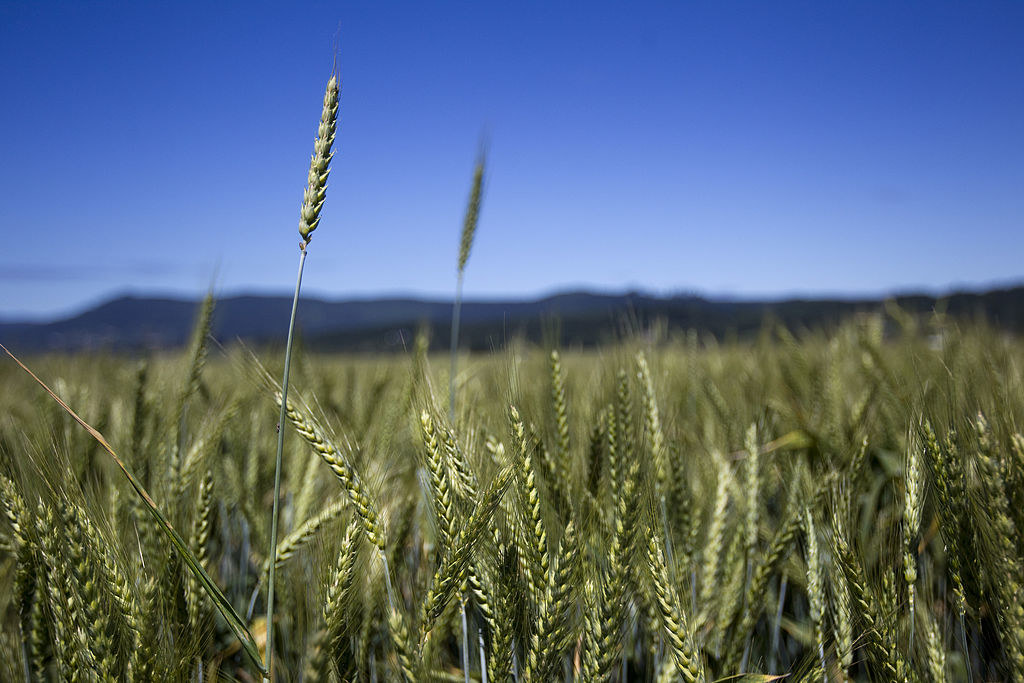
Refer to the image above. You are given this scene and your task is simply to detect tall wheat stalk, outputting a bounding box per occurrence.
[448,150,486,422]
[447,149,485,683]
[266,73,339,680]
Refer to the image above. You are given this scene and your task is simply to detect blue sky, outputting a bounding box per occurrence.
[1,1,1022,320]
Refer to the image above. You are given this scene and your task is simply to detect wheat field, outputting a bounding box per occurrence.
[1,311,1023,681]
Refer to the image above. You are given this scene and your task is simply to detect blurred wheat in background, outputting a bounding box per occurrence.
[3,295,1024,680]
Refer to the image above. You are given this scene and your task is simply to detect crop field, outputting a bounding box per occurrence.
[1,310,1023,682]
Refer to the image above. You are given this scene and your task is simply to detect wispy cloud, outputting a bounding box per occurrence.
[0,262,189,282]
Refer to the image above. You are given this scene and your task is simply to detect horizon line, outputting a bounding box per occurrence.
[4,279,1023,325]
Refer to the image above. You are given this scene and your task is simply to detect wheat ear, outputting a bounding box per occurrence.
[903,432,923,655]
[1,476,35,673]
[550,350,571,471]
[647,531,705,683]
[298,76,339,245]
[262,497,349,576]
[698,459,730,625]
[420,409,458,551]
[277,394,386,552]
[324,519,361,680]
[419,463,516,642]
[803,506,826,678]
[449,150,486,421]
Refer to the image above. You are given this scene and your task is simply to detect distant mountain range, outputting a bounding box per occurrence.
[2,286,1023,353]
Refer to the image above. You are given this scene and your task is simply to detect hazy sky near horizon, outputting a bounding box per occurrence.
[1,1,1022,320]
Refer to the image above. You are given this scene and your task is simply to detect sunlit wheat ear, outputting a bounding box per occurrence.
[298,75,340,246]
[831,511,909,680]
[545,521,582,666]
[63,501,126,677]
[526,517,577,681]
[36,502,101,676]
[922,606,948,683]
[484,540,517,682]
[647,532,704,683]
[388,606,418,682]
[418,463,515,642]
[305,519,360,681]
[1,475,39,674]
[636,352,667,494]
[422,409,473,683]
[323,520,361,677]
[549,350,570,471]
[902,431,923,654]
[698,457,730,624]
[510,405,550,606]
[637,351,677,574]
[186,470,214,648]
[439,422,479,501]
[802,507,826,677]
[276,393,386,552]
[582,575,621,681]
[263,497,348,577]
[828,488,854,677]
[921,420,968,619]
[973,413,1024,677]
[744,423,760,557]
[420,409,457,551]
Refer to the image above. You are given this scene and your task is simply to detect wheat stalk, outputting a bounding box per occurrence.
[449,150,487,422]
[266,72,340,679]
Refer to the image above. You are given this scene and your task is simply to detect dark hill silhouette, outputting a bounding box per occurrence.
[1,286,1022,353]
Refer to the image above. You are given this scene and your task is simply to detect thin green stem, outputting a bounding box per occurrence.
[460,599,471,682]
[448,262,470,682]
[960,611,972,683]
[449,264,470,683]
[909,584,915,660]
[20,633,30,683]
[449,269,464,423]
[265,246,308,680]
[479,630,488,683]
[382,552,397,612]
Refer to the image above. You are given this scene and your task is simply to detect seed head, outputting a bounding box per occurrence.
[458,153,486,272]
[298,75,340,246]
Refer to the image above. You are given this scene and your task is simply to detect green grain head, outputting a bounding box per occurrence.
[457,153,486,273]
[298,75,340,246]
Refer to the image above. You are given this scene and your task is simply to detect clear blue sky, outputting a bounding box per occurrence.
[1,1,1022,320]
